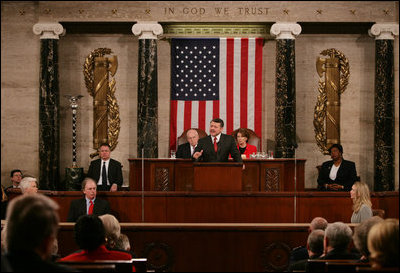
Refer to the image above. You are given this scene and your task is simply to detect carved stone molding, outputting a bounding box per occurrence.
[132,22,163,39]
[33,23,65,39]
[270,22,301,39]
[369,23,399,40]
[163,23,269,37]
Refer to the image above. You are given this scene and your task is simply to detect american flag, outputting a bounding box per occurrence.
[169,38,263,151]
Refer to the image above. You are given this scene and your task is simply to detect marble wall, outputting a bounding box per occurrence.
[1,1,398,190]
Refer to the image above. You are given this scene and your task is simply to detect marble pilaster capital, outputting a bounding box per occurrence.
[270,22,302,40]
[33,23,65,39]
[132,22,163,39]
[369,23,399,40]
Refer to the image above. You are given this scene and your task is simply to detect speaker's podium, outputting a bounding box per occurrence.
[193,162,243,191]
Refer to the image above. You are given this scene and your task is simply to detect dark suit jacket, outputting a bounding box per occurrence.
[321,248,360,260]
[67,198,111,222]
[176,142,193,159]
[87,158,123,191]
[194,134,242,162]
[317,159,357,191]
[4,251,74,272]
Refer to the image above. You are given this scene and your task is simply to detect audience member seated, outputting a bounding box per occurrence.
[317,144,357,191]
[19,176,39,194]
[5,169,23,192]
[233,128,257,159]
[3,194,72,271]
[99,214,138,259]
[367,218,399,269]
[353,216,384,263]
[289,229,325,272]
[176,128,200,159]
[1,185,8,220]
[350,181,373,223]
[67,178,111,222]
[59,215,135,271]
[99,214,121,249]
[289,217,328,265]
[321,221,360,260]
[116,233,132,253]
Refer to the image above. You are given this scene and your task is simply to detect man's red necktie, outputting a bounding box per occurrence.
[214,137,218,153]
[88,200,94,215]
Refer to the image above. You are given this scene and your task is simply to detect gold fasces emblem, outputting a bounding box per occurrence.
[83,48,120,158]
[314,49,349,154]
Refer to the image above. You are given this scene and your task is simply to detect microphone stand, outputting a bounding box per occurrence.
[293,143,298,223]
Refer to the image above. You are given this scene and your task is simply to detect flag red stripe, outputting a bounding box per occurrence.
[184,101,192,130]
[254,37,263,141]
[198,101,206,130]
[226,38,234,134]
[240,38,248,128]
[213,100,219,119]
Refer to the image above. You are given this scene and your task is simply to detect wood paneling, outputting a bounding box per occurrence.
[129,158,306,192]
[6,190,398,223]
[55,223,314,272]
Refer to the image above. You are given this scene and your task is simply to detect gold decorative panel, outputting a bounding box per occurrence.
[314,49,349,154]
[83,48,120,158]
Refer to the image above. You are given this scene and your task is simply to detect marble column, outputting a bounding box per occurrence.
[270,23,302,158]
[33,23,64,190]
[369,24,399,191]
[132,22,163,158]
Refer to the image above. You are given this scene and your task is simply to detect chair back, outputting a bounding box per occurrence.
[372,209,385,219]
[231,128,260,151]
[177,128,207,146]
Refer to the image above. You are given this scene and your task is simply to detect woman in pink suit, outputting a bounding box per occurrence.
[234,128,257,159]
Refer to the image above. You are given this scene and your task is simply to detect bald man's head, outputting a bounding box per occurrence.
[310,217,328,232]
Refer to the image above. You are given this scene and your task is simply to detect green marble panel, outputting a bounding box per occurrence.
[137,39,158,158]
[275,39,296,158]
[39,39,60,190]
[374,40,394,191]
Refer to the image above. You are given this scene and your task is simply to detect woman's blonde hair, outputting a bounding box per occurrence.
[99,214,120,248]
[352,181,372,213]
[368,218,399,269]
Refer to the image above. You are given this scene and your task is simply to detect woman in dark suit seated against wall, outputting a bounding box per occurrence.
[317,144,357,191]
[234,128,257,159]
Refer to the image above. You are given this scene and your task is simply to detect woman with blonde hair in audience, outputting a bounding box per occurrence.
[99,214,121,250]
[350,181,372,223]
[19,176,38,194]
[368,218,399,269]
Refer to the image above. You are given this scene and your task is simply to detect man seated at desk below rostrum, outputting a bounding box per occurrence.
[176,129,199,159]
[193,118,242,163]
[317,144,357,191]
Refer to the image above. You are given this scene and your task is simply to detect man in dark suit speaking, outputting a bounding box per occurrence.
[67,177,110,222]
[193,118,242,163]
[87,143,123,192]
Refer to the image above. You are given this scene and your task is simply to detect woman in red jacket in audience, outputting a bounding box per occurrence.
[60,215,136,272]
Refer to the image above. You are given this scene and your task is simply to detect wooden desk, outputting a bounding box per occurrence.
[193,162,243,191]
[128,158,306,192]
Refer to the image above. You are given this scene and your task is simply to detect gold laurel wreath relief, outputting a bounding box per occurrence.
[83,48,120,158]
[314,48,350,154]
